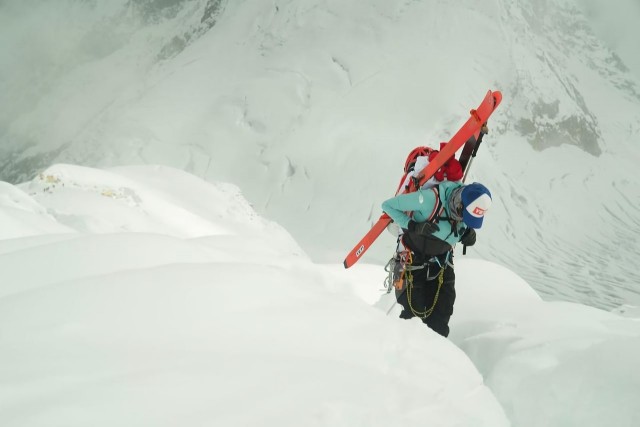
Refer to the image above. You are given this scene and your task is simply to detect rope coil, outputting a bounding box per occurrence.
[406,266,445,319]
[384,250,448,319]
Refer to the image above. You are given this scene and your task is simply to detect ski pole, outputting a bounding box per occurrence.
[462,124,488,183]
[461,124,488,255]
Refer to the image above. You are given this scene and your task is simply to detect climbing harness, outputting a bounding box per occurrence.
[385,249,453,319]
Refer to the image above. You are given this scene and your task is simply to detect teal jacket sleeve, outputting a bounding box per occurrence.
[381,188,438,229]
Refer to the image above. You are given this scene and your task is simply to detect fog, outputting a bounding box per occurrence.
[580,0,640,80]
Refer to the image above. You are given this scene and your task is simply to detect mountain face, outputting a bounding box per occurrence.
[1,0,639,310]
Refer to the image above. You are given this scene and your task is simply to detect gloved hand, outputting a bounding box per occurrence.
[460,228,476,246]
[408,220,440,235]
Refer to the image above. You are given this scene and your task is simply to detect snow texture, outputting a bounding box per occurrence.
[1,165,639,426]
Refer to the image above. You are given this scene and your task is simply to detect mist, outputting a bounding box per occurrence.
[580,0,640,80]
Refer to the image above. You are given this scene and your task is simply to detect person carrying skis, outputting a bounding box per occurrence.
[381,178,491,337]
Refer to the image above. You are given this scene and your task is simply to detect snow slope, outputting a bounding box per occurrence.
[1,0,639,310]
[1,165,639,426]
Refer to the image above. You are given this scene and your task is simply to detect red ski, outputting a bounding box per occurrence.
[343,90,502,268]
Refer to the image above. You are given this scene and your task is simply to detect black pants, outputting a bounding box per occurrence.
[396,263,456,337]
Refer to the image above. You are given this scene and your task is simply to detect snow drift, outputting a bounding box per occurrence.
[1,165,638,426]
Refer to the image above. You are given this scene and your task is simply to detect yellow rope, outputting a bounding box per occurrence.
[406,266,445,319]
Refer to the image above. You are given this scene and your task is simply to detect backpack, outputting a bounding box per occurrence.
[396,144,463,195]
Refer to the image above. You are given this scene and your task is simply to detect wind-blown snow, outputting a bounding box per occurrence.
[1,165,639,426]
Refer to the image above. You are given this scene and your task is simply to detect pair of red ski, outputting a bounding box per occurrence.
[343,90,503,269]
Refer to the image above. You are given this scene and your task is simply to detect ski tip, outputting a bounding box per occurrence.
[492,90,503,107]
[343,259,351,269]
